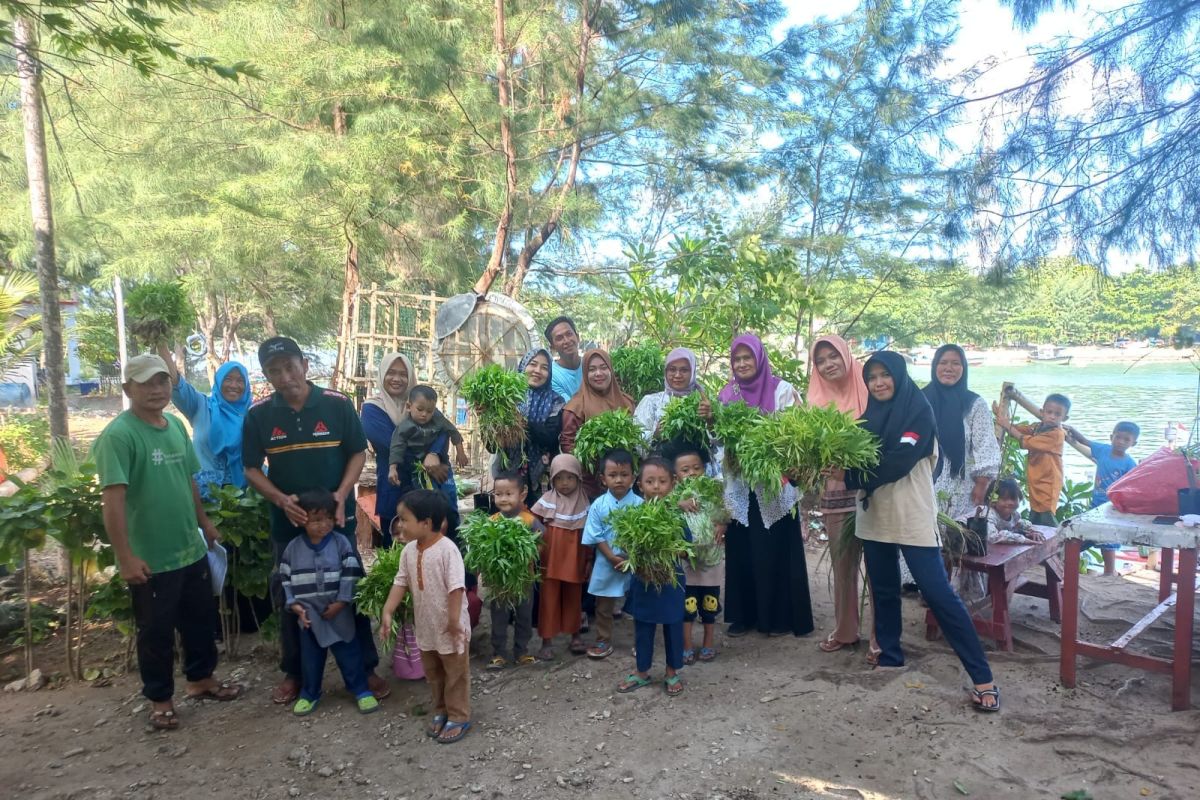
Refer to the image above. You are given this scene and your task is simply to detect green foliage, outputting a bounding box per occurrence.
[202,485,273,600]
[572,410,645,474]
[356,544,412,647]
[712,401,766,475]
[0,270,41,378]
[460,512,540,610]
[610,499,694,588]
[655,393,708,446]
[0,414,50,470]
[86,574,133,637]
[75,308,120,376]
[611,344,665,403]
[125,280,195,346]
[668,475,729,570]
[460,365,528,455]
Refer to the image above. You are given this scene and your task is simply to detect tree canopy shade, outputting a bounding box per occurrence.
[955,0,1200,270]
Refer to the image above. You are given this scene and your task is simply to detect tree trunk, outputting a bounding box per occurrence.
[15,17,68,443]
[473,0,517,297]
[333,240,359,390]
[198,289,221,383]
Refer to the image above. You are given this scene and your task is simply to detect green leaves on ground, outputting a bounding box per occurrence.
[461,365,529,455]
[610,499,694,588]
[668,475,729,570]
[573,410,645,474]
[460,512,541,610]
[125,280,194,346]
[656,393,708,446]
[611,344,665,402]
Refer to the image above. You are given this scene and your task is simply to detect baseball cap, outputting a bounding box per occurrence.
[123,353,169,384]
[258,336,304,368]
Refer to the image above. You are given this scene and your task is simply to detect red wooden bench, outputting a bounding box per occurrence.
[925,524,1063,651]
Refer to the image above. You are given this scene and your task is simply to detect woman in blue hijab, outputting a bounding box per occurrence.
[157,344,252,498]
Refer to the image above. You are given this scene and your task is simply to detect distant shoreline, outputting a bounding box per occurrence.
[962,345,1197,367]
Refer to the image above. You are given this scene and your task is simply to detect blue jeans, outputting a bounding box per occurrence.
[635,620,684,673]
[298,627,370,702]
[862,540,993,685]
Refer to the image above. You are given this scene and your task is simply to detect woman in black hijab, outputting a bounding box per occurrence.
[846,351,999,712]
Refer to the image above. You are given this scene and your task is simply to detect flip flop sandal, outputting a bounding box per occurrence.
[971,686,1001,713]
[586,641,614,659]
[568,640,589,656]
[438,720,471,744]
[487,657,508,671]
[272,679,300,705]
[368,674,392,700]
[664,675,684,697]
[617,674,653,693]
[682,649,697,666]
[818,635,859,653]
[148,708,179,730]
[188,681,243,701]
[866,646,882,667]
[536,647,556,661]
[516,655,537,666]
[426,714,448,738]
[292,698,319,717]
[356,695,381,714]
[698,647,717,662]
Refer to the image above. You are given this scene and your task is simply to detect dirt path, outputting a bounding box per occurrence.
[2,559,1198,800]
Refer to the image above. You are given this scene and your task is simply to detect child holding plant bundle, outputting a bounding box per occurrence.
[613,457,691,696]
[667,442,728,664]
[477,472,544,670]
[380,490,472,744]
[279,489,377,716]
[531,454,593,660]
[582,448,641,659]
[388,385,470,487]
[994,390,1070,527]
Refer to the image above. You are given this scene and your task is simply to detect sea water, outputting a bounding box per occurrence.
[907,361,1200,483]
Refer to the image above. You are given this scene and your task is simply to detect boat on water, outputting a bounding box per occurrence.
[1028,344,1073,365]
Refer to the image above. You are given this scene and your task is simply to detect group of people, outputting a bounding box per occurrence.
[93,316,1143,743]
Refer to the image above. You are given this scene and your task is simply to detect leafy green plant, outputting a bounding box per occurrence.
[611,343,665,401]
[766,405,880,495]
[668,475,729,569]
[460,512,541,609]
[356,544,413,647]
[610,499,694,587]
[0,414,51,471]
[655,393,708,445]
[712,400,765,474]
[125,281,195,346]
[460,365,529,458]
[573,410,645,473]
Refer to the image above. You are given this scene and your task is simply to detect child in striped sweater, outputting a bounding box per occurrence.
[280,489,377,716]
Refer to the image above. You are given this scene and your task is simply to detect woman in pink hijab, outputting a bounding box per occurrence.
[806,335,876,659]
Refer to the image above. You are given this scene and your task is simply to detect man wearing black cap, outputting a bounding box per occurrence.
[545,316,583,402]
[243,337,388,704]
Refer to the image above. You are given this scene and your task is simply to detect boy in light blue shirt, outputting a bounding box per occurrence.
[1066,420,1139,576]
[581,448,640,659]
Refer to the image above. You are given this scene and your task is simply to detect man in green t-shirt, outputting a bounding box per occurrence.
[94,353,243,730]
[243,336,386,705]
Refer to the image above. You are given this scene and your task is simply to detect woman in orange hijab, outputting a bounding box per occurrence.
[559,349,634,499]
[806,335,876,659]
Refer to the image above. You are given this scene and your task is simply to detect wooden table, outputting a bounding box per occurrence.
[1059,505,1199,711]
[925,525,1063,651]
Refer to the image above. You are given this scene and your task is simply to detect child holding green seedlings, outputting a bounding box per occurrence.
[582,448,640,659]
[670,444,726,665]
[616,457,689,696]
[486,472,544,670]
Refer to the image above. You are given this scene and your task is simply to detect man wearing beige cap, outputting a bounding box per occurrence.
[93,353,242,731]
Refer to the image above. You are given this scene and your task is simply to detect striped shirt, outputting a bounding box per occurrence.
[280,531,364,647]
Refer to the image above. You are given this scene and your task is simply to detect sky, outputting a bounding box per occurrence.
[584,0,1140,271]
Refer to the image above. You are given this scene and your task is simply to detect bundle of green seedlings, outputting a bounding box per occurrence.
[610,343,665,402]
[573,409,644,473]
[126,281,195,347]
[460,364,529,461]
[356,545,413,647]
[610,498,695,588]
[655,392,709,445]
[460,511,541,609]
[712,400,766,475]
[668,474,729,570]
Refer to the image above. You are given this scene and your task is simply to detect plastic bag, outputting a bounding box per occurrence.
[391,623,424,680]
[1106,446,1200,515]
[198,529,228,596]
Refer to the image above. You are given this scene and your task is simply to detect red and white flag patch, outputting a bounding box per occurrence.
[899,431,920,446]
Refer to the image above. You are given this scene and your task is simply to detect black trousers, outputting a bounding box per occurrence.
[129,557,219,702]
[270,536,379,680]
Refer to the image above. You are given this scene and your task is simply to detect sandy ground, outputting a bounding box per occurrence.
[1,546,1198,800]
